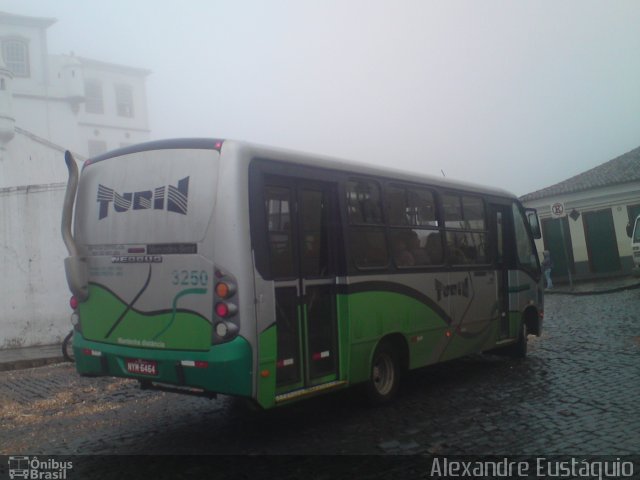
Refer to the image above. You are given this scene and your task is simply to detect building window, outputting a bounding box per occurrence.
[88,140,107,157]
[115,84,134,117]
[84,80,104,114]
[2,38,30,77]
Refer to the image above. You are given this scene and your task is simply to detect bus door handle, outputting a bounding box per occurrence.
[274,279,300,296]
[301,278,334,296]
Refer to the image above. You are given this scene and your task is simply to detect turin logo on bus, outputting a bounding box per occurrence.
[96,177,189,220]
[435,278,470,301]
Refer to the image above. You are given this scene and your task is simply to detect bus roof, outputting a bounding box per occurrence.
[86,137,517,201]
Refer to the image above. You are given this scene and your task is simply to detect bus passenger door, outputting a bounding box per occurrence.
[298,186,339,387]
[490,203,512,340]
[264,179,340,394]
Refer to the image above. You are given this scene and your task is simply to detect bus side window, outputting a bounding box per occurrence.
[265,186,295,278]
[346,179,388,269]
[425,231,443,264]
[350,227,389,268]
[385,184,441,268]
[443,193,488,265]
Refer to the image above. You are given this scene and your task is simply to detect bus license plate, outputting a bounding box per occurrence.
[126,358,158,376]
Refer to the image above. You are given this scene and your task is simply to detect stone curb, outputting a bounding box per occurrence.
[0,355,67,372]
[544,281,640,296]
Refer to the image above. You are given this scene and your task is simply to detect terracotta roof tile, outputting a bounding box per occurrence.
[520,146,640,202]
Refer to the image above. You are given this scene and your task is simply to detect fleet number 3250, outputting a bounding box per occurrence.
[171,270,209,286]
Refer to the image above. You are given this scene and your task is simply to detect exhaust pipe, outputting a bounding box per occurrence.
[62,151,88,301]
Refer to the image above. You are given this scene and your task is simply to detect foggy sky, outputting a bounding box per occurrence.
[6,0,640,196]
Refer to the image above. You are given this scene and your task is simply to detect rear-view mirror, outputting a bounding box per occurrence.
[526,209,541,239]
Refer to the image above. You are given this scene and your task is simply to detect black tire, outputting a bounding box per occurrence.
[230,397,263,414]
[62,330,75,362]
[509,322,528,358]
[366,340,400,405]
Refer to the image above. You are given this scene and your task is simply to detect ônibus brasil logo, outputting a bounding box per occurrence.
[8,456,73,479]
[97,177,189,220]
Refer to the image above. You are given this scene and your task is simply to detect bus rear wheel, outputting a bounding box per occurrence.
[366,341,400,405]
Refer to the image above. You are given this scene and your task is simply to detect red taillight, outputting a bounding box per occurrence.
[70,296,79,310]
[180,360,209,368]
[215,302,229,317]
[82,348,102,357]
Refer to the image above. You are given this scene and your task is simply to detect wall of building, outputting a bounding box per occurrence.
[0,128,75,188]
[11,95,83,155]
[2,20,150,160]
[0,12,151,349]
[77,62,150,155]
[0,133,78,348]
[523,183,640,280]
[0,17,50,89]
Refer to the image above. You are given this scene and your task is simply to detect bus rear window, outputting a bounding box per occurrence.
[75,148,219,246]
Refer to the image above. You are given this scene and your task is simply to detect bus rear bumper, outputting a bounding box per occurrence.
[73,333,253,398]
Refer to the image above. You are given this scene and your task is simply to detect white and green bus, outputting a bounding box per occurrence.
[62,139,543,409]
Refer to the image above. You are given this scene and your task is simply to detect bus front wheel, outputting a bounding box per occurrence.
[509,322,528,358]
[366,341,400,405]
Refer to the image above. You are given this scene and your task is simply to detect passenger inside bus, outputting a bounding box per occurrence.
[392,237,415,267]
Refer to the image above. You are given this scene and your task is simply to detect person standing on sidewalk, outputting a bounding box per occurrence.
[542,250,553,289]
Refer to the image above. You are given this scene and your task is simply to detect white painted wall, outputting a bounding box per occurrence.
[0,129,75,188]
[77,60,150,154]
[2,15,150,161]
[0,182,70,348]
[0,131,80,348]
[0,12,151,349]
[0,15,50,89]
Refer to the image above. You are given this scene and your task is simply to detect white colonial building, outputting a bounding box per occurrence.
[0,11,151,348]
[521,147,640,283]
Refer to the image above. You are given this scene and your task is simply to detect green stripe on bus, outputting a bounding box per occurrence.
[79,283,212,351]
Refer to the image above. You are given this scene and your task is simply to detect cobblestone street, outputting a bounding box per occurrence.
[1,290,639,459]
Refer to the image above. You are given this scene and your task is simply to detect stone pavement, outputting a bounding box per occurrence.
[2,288,639,459]
[546,274,640,295]
[1,275,639,372]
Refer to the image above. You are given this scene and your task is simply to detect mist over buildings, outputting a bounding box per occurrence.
[4,0,640,196]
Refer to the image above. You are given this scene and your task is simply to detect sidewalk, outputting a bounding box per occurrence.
[0,344,66,372]
[1,276,639,373]
[545,275,640,295]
